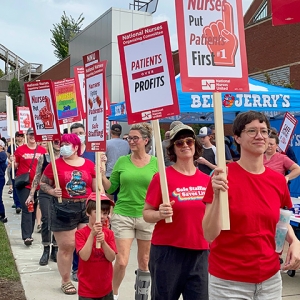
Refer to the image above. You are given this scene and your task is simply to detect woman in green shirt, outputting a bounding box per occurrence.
[102,123,158,300]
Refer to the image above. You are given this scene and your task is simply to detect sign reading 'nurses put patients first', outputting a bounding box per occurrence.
[24,80,60,142]
[175,0,249,93]
[118,21,179,124]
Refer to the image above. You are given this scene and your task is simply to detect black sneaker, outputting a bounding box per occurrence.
[11,204,16,208]
[16,207,21,214]
[0,216,7,223]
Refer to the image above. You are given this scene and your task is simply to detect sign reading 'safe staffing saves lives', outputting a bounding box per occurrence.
[84,60,107,152]
[175,0,249,92]
[118,21,179,124]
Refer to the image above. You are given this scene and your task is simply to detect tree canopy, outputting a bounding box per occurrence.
[0,68,4,78]
[50,11,84,61]
[8,78,22,120]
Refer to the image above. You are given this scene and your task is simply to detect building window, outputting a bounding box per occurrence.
[253,1,268,23]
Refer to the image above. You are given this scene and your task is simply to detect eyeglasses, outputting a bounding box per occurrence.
[242,128,271,138]
[53,140,60,145]
[174,137,195,148]
[16,135,24,137]
[127,136,142,142]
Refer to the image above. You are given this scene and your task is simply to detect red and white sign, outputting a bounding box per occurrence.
[175,0,249,92]
[84,60,107,152]
[278,112,298,153]
[0,113,8,139]
[17,107,32,133]
[74,67,86,119]
[118,21,179,124]
[24,80,60,142]
[82,50,111,117]
[271,0,300,26]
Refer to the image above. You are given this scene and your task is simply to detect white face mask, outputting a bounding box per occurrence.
[78,135,85,144]
[60,145,74,158]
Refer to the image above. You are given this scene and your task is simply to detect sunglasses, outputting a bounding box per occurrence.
[53,140,60,145]
[16,134,24,137]
[174,137,195,148]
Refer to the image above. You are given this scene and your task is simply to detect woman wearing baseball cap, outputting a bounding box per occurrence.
[144,123,210,300]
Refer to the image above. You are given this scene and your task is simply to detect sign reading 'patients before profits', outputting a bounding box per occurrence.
[84,60,107,152]
[175,0,249,93]
[24,80,60,142]
[118,21,179,124]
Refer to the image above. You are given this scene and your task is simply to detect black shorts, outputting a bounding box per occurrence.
[51,198,88,232]
[78,291,113,300]
[149,245,209,300]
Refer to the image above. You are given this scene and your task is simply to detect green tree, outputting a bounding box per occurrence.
[8,77,22,120]
[50,11,84,61]
[0,68,4,78]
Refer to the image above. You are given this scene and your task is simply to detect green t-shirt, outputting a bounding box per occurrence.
[107,155,158,217]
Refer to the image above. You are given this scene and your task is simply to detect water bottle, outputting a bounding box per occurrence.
[275,208,292,253]
[27,201,34,213]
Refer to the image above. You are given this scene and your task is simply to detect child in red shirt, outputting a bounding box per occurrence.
[75,192,117,300]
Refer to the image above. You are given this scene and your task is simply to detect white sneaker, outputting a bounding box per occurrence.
[10,194,13,198]
[113,294,119,300]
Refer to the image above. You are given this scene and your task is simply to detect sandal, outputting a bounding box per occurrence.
[8,188,13,194]
[61,281,77,295]
[24,238,33,246]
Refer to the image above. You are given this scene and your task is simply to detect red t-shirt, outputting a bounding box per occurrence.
[263,152,294,175]
[43,157,95,198]
[75,226,117,298]
[203,162,292,283]
[15,145,47,189]
[145,166,210,250]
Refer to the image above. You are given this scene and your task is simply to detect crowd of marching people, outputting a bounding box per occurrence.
[2,111,300,299]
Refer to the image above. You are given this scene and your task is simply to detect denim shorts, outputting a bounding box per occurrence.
[51,198,88,232]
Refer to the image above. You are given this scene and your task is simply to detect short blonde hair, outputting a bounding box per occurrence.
[130,123,153,148]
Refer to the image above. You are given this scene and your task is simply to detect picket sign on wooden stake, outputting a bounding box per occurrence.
[213,93,230,230]
[95,152,102,249]
[152,119,172,223]
[48,142,62,203]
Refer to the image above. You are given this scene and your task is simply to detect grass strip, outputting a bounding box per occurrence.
[0,222,20,281]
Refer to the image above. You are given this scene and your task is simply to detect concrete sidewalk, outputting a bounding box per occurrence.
[2,184,300,299]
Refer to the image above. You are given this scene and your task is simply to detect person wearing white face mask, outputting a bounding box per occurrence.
[70,123,95,164]
[40,133,96,295]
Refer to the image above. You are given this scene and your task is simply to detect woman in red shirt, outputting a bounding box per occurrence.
[13,128,47,246]
[40,134,96,295]
[143,124,210,300]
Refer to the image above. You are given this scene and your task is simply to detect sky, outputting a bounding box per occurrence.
[0,0,253,72]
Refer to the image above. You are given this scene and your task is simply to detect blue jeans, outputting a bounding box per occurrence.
[209,271,282,300]
[0,177,6,217]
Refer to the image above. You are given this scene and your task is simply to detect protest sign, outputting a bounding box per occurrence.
[74,67,86,119]
[24,80,60,141]
[278,112,298,153]
[17,107,32,133]
[84,60,107,152]
[271,0,300,26]
[175,0,249,93]
[0,113,8,139]
[53,78,81,125]
[118,21,179,124]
